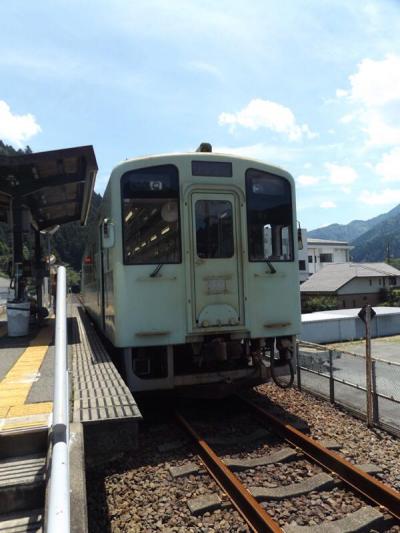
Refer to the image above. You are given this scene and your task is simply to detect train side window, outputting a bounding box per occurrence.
[246,169,293,262]
[195,200,234,258]
[121,165,181,264]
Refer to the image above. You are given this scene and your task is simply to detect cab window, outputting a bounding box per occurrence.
[195,200,234,258]
[246,169,293,262]
[121,165,181,264]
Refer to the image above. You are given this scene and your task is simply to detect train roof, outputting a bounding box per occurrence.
[110,149,292,179]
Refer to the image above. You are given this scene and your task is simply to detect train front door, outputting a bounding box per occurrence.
[190,191,243,330]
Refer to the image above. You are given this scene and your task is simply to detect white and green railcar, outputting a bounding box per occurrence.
[81,145,301,395]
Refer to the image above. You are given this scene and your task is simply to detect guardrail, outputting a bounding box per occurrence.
[296,340,400,437]
[46,266,70,532]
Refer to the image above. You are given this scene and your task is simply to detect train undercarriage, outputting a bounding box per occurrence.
[122,335,296,397]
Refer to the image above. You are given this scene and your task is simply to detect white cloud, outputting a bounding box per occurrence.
[346,55,400,107]
[375,147,400,182]
[337,54,400,147]
[0,100,41,146]
[339,113,356,124]
[361,110,400,146]
[336,89,348,98]
[325,163,358,185]
[320,201,336,208]
[359,188,400,205]
[218,98,317,141]
[186,61,223,80]
[297,175,320,186]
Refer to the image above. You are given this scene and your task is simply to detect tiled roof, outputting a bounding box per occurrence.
[307,238,352,247]
[300,262,400,293]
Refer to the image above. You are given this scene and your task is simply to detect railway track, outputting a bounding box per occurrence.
[175,395,400,532]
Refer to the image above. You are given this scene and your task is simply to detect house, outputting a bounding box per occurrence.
[297,232,353,283]
[300,262,400,309]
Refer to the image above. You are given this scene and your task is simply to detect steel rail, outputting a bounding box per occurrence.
[239,395,400,521]
[175,411,283,533]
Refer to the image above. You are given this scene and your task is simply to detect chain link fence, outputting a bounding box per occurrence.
[296,340,400,437]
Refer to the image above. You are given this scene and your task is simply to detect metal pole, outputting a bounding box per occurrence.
[34,230,43,313]
[296,341,301,390]
[47,266,70,533]
[371,360,379,426]
[365,305,373,427]
[329,350,335,404]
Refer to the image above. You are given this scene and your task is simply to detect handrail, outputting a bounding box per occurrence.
[46,266,70,532]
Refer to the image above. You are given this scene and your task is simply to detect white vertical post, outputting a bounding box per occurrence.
[47,265,70,533]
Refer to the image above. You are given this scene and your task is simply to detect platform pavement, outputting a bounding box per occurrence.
[0,297,141,437]
[0,319,54,433]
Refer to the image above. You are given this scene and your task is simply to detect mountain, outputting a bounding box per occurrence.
[351,210,400,261]
[308,204,400,242]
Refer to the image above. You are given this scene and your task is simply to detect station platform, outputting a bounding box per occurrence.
[0,299,142,435]
[0,298,142,532]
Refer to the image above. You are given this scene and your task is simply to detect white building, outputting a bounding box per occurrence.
[298,229,309,283]
[307,238,353,275]
[298,234,353,283]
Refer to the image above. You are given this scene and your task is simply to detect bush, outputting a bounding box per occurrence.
[302,295,337,314]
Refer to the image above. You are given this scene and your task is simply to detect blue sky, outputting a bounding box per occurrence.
[1,0,400,230]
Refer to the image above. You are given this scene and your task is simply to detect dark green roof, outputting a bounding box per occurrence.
[0,145,97,230]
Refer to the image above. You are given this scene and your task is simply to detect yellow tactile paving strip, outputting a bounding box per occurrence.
[0,326,53,432]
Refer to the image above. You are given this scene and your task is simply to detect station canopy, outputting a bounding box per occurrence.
[0,145,98,230]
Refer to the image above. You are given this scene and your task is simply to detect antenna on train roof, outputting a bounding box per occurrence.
[196,142,212,153]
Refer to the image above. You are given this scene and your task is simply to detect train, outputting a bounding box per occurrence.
[81,143,301,396]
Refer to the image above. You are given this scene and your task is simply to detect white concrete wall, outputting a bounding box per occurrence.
[338,276,400,295]
[307,244,351,275]
[301,311,400,343]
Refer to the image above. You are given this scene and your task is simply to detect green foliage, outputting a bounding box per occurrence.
[386,258,400,270]
[302,295,337,314]
[0,140,32,156]
[51,192,102,271]
[378,287,400,307]
[66,265,81,290]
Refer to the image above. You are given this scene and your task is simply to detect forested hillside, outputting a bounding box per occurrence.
[52,192,102,270]
[309,203,400,263]
[308,204,400,242]
[0,140,102,273]
[351,211,400,261]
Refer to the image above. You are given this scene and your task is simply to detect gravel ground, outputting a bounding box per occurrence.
[87,420,249,532]
[247,383,400,491]
[86,384,400,532]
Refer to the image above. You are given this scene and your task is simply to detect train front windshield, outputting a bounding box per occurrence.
[246,169,293,262]
[121,165,181,264]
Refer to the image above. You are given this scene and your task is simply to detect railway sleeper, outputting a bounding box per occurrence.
[186,464,384,513]
[284,506,387,533]
[169,440,343,478]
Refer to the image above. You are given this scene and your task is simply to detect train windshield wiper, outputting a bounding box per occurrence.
[265,258,276,274]
[150,264,163,277]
